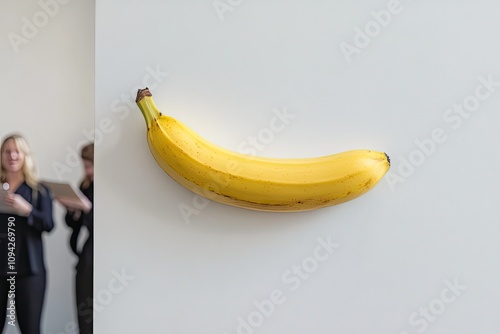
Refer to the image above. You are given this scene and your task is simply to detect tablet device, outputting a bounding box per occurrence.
[0,186,17,215]
[42,180,92,213]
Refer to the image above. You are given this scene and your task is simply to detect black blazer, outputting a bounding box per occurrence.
[0,182,54,276]
[65,181,93,270]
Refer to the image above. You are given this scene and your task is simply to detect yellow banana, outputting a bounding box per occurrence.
[135,88,390,212]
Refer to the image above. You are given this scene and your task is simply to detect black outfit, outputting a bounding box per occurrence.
[0,182,54,334]
[65,181,93,334]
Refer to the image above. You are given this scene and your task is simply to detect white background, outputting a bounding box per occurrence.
[95,1,500,333]
[0,0,94,333]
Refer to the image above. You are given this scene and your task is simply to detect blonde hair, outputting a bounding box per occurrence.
[81,142,94,190]
[0,133,39,189]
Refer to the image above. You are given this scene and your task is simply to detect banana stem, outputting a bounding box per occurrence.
[136,88,160,129]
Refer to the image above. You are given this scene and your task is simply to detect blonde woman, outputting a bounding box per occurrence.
[0,133,54,333]
[64,143,93,334]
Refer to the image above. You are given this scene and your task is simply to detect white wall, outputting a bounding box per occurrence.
[95,1,500,333]
[0,0,94,333]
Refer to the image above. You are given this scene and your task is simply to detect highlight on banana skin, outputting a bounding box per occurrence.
[135,87,391,212]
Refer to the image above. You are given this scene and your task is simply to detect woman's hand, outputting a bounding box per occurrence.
[4,193,33,217]
[63,206,82,220]
[57,196,91,215]
[70,209,82,221]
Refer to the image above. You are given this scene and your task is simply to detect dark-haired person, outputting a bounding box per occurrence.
[62,143,93,334]
[0,133,54,333]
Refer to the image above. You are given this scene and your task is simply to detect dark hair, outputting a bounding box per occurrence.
[81,143,94,189]
[81,143,94,163]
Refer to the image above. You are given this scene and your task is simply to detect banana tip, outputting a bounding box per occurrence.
[136,87,152,103]
[384,152,390,165]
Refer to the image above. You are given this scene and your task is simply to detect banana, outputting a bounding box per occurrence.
[135,88,390,212]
